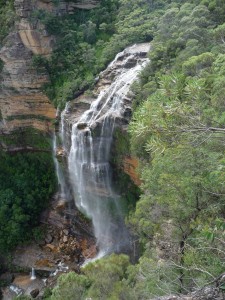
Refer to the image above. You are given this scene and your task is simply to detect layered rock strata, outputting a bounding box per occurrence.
[0,0,99,135]
[0,32,55,134]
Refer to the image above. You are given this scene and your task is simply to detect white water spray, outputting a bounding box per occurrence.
[60,102,70,151]
[30,267,36,280]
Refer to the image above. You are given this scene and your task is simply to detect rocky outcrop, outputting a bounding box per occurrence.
[15,0,54,56]
[0,0,99,136]
[12,195,95,275]
[0,32,55,134]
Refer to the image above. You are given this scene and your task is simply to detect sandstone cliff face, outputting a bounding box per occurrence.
[0,0,99,135]
[15,0,99,56]
[15,0,54,56]
[0,31,55,133]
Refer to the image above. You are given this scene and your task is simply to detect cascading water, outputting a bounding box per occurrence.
[66,44,150,256]
[30,267,36,280]
[59,103,70,152]
[53,133,67,199]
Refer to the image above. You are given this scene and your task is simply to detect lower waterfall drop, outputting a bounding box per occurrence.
[53,132,67,200]
[67,44,150,256]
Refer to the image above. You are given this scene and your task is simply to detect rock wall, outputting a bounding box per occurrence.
[0,31,55,134]
[0,0,99,135]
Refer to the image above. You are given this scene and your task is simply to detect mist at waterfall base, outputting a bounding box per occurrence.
[59,44,150,259]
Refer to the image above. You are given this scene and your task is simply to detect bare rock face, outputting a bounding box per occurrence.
[15,0,54,56]
[0,32,55,134]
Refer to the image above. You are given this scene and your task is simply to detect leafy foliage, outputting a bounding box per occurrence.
[0,0,15,45]
[50,254,134,300]
[32,0,176,108]
[32,0,120,107]
[0,151,56,252]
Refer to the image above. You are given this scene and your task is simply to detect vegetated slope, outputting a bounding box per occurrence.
[0,151,56,252]
[47,1,225,299]
[0,129,56,255]
[0,0,58,256]
[128,0,225,297]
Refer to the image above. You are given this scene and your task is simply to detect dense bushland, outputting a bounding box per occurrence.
[0,130,56,253]
[0,0,15,45]
[127,0,225,296]
[0,151,56,252]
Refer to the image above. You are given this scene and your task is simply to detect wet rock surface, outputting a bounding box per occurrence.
[30,288,39,298]
[2,275,44,300]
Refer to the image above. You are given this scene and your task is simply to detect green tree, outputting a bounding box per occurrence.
[51,273,90,300]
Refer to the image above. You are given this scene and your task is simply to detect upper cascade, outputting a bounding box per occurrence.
[62,43,150,256]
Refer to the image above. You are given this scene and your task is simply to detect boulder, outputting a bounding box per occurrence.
[45,244,58,252]
[55,200,67,212]
[30,288,39,298]
[63,236,68,243]
[45,234,53,244]
[63,229,69,236]
[77,122,88,130]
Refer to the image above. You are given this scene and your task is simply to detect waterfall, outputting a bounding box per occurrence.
[59,102,70,152]
[66,44,150,256]
[30,267,36,280]
[52,132,67,200]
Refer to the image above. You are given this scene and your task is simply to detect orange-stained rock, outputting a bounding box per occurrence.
[45,244,58,253]
[123,156,142,186]
[35,259,54,268]
[83,244,97,259]
[55,200,67,212]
